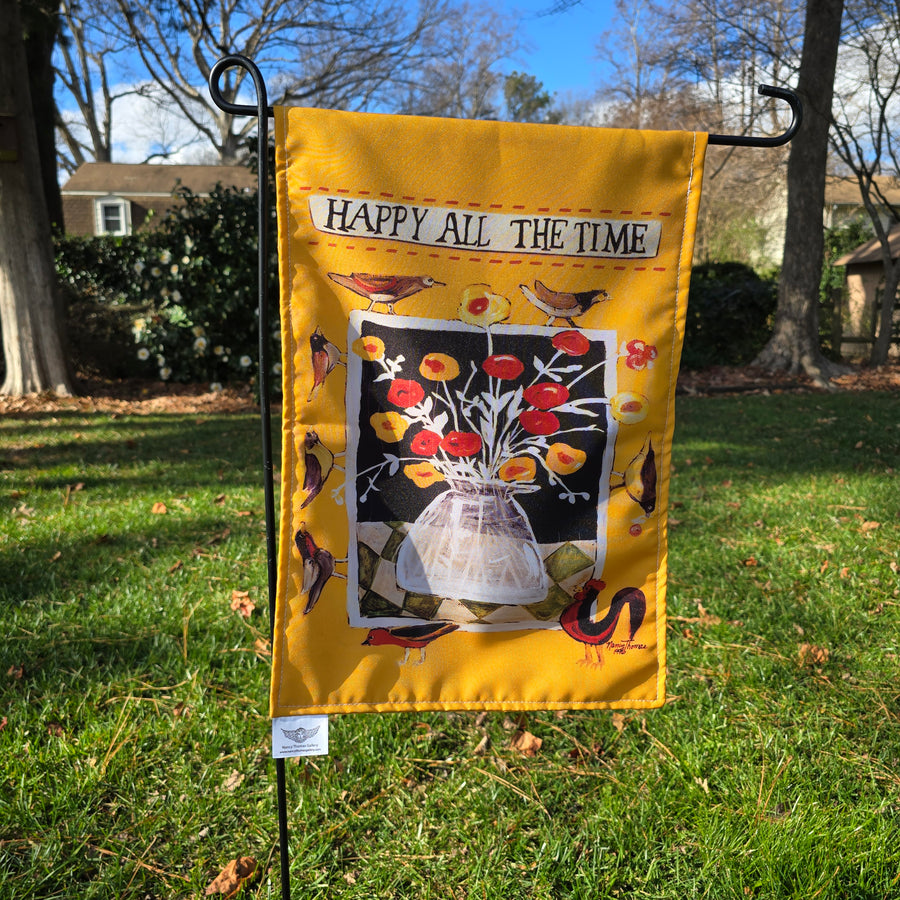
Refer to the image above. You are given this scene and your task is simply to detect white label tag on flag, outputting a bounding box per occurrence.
[272,715,329,758]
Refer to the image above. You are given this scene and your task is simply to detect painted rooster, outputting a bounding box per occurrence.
[560,580,646,665]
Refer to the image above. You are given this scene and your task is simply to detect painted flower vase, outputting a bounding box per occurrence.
[396,480,550,604]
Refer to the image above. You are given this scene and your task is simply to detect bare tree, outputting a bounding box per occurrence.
[93,0,454,164]
[829,0,900,365]
[754,0,846,381]
[1,0,72,396]
[55,0,145,172]
[396,3,518,120]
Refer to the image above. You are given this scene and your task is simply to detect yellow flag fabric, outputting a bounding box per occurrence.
[270,106,706,715]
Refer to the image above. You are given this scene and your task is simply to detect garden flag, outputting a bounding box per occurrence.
[270,106,706,715]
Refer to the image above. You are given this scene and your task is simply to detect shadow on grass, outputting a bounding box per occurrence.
[0,411,270,491]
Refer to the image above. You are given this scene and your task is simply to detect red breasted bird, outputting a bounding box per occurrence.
[328,272,445,313]
[560,581,646,665]
[308,328,343,402]
[362,621,459,665]
[301,429,336,509]
[295,524,335,614]
[519,280,611,326]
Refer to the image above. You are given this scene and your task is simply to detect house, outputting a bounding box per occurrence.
[61,162,257,236]
[833,225,900,353]
[824,174,900,230]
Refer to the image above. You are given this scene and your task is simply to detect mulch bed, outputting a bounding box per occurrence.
[1,363,898,417]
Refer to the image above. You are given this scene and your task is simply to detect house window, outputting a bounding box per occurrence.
[94,196,131,236]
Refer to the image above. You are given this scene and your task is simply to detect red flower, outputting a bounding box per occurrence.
[523,382,570,410]
[387,379,425,408]
[440,431,483,457]
[410,430,442,456]
[552,330,590,356]
[519,410,560,435]
[482,354,524,380]
[624,339,658,370]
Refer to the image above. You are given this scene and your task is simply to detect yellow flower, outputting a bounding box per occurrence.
[498,456,537,482]
[458,284,511,327]
[546,443,587,475]
[610,392,649,424]
[419,352,460,381]
[370,411,409,443]
[352,335,385,360]
[403,462,445,488]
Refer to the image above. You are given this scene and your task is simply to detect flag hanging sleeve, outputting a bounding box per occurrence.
[270,107,706,715]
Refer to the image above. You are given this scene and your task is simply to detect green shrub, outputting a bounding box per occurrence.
[682,262,777,369]
[55,184,278,388]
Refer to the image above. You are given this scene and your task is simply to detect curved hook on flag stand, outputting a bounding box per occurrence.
[209,54,291,900]
[708,84,803,147]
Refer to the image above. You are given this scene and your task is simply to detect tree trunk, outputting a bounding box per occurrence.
[753,0,847,385]
[0,0,72,396]
[22,0,63,231]
[871,260,900,365]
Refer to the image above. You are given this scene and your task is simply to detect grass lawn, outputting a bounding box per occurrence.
[1,388,898,899]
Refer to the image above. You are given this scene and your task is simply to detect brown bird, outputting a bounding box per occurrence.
[295,524,336,614]
[308,328,343,402]
[560,581,646,666]
[301,429,336,509]
[328,272,445,313]
[519,280,611,326]
[362,621,459,665]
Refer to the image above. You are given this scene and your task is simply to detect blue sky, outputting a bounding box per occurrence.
[504,0,618,97]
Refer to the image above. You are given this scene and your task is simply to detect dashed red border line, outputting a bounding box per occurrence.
[311,239,669,271]
[295,185,676,218]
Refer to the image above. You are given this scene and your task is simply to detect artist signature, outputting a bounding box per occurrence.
[605,640,647,655]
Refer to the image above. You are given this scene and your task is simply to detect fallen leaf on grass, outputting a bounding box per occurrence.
[0,716,7,731]
[168,560,184,574]
[205,857,257,897]
[860,521,881,534]
[611,712,626,733]
[230,590,255,618]
[46,722,64,737]
[798,643,830,666]
[473,734,491,756]
[510,729,542,757]
[7,664,24,680]
[694,776,710,794]
[223,770,245,792]
[151,501,168,515]
[12,504,35,519]
[253,639,271,658]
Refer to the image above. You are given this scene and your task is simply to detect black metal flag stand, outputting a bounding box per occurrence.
[207,55,802,900]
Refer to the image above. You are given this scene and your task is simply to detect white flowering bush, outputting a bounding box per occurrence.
[55,184,279,387]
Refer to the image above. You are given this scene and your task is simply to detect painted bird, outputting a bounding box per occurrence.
[280,725,320,743]
[362,621,459,665]
[560,581,646,666]
[295,524,336,614]
[308,328,343,402]
[301,429,336,509]
[519,280,611,326]
[612,433,657,517]
[328,272,445,313]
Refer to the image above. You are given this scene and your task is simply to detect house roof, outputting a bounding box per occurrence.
[61,162,256,196]
[834,225,900,266]
[825,174,900,208]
